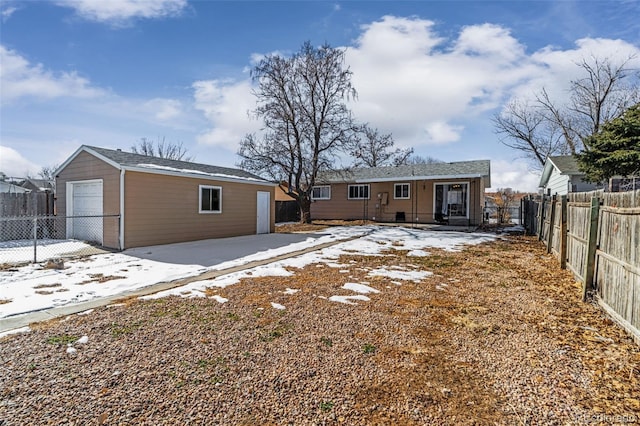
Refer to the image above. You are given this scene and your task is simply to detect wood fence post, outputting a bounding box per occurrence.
[560,195,568,269]
[582,196,600,301]
[547,195,556,253]
[537,197,545,241]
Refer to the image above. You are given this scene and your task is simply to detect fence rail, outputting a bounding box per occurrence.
[0,214,120,265]
[523,189,640,345]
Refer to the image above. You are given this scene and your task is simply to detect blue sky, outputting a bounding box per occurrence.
[1,0,639,191]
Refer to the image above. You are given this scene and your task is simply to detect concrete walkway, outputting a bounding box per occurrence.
[0,232,366,334]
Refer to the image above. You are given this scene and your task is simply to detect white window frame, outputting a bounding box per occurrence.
[433,181,469,219]
[199,185,222,214]
[394,183,411,199]
[347,184,370,200]
[311,185,331,200]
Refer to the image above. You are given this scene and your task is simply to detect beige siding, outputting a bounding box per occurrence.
[56,151,121,249]
[123,171,275,248]
[311,178,484,225]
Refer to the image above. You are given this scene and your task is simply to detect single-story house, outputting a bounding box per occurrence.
[539,155,599,196]
[0,181,31,194]
[275,182,300,223]
[311,160,491,226]
[19,178,55,193]
[55,145,276,250]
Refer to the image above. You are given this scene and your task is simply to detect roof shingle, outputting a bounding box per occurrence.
[85,146,268,182]
[318,160,491,186]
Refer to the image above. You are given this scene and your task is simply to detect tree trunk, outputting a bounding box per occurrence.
[299,197,312,224]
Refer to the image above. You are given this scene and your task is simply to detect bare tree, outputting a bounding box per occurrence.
[401,154,443,165]
[348,125,413,167]
[493,98,566,169]
[37,165,58,181]
[131,137,193,161]
[495,55,639,169]
[238,41,358,223]
[490,188,518,224]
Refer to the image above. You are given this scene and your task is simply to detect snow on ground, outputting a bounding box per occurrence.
[328,295,371,305]
[342,283,380,294]
[0,239,96,263]
[1,226,495,320]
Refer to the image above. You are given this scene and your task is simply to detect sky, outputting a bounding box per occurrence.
[1,0,639,192]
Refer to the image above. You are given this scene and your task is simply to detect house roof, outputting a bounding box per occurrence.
[0,181,31,193]
[57,145,274,186]
[317,160,491,188]
[20,178,54,192]
[539,155,583,187]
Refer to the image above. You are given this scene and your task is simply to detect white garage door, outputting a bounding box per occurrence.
[68,180,103,244]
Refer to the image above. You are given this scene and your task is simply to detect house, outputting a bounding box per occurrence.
[311,160,491,226]
[0,181,31,194]
[55,145,276,250]
[19,178,55,193]
[275,182,300,223]
[538,155,599,196]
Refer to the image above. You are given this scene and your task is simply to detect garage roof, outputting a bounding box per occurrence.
[57,145,274,185]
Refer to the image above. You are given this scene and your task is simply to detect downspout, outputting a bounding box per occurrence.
[119,169,125,250]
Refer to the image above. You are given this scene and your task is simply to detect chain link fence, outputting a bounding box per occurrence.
[483,206,522,225]
[0,215,120,266]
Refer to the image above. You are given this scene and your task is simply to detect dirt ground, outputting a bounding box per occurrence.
[1,227,638,425]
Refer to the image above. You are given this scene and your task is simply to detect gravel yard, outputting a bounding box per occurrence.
[1,230,638,425]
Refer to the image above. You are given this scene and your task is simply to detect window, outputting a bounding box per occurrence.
[434,182,468,218]
[199,185,222,213]
[312,186,331,200]
[394,183,410,199]
[348,184,370,200]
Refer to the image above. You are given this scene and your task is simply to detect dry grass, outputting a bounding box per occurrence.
[1,234,638,425]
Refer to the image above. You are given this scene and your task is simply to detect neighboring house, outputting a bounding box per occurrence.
[311,160,491,226]
[19,178,55,193]
[275,182,300,223]
[0,181,31,194]
[539,155,599,196]
[55,145,276,250]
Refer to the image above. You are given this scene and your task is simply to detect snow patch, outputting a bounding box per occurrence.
[328,295,371,305]
[368,268,432,282]
[342,283,380,294]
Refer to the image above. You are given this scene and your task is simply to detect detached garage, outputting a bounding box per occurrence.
[56,145,276,250]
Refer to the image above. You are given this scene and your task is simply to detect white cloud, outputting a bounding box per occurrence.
[192,79,261,149]
[0,45,104,104]
[424,121,462,144]
[489,159,541,193]
[0,146,40,178]
[511,37,640,105]
[346,16,533,147]
[55,0,187,25]
[1,4,18,21]
[143,98,184,121]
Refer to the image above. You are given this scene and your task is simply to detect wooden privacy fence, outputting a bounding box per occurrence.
[0,192,54,216]
[523,189,640,344]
